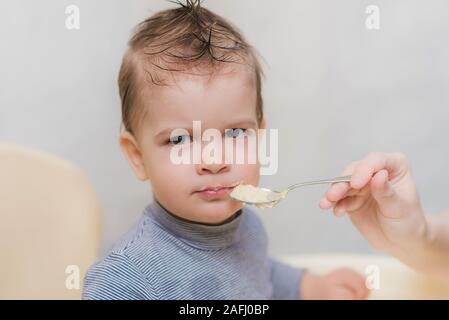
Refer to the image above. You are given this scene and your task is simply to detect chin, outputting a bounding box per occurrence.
[194,199,243,224]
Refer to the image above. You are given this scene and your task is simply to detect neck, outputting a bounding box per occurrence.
[144,197,243,250]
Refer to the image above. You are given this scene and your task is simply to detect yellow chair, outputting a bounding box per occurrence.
[281,254,449,299]
[0,143,101,299]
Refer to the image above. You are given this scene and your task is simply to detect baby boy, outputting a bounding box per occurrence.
[83,1,368,300]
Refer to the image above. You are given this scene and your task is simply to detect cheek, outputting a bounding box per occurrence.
[234,162,260,186]
[143,146,192,190]
[231,136,261,185]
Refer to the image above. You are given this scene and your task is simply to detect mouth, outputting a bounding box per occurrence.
[195,181,242,199]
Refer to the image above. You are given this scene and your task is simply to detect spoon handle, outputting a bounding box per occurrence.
[286,175,352,191]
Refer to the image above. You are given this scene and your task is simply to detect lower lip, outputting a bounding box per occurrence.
[197,187,233,199]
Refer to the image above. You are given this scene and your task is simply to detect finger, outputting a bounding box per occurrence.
[352,277,370,300]
[335,268,367,300]
[333,197,352,217]
[351,152,408,190]
[351,152,387,189]
[320,161,358,210]
[371,169,393,195]
[370,169,400,215]
[326,182,351,202]
[333,185,371,217]
[319,188,340,210]
[329,287,356,300]
[323,187,363,213]
[326,160,359,198]
[319,197,335,210]
[359,285,371,300]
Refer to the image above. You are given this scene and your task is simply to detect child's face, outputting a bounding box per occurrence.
[121,66,264,224]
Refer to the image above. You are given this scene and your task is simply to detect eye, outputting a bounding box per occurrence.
[225,128,247,138]
[168,135,191,145]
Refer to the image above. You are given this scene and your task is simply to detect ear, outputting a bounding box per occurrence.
[119,131,148,181]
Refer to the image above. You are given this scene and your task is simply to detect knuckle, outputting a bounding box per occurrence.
[343,161,358,173]
[392,152,409,166]
[366,151,383,161]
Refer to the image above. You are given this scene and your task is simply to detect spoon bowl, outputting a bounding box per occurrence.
[230,175,352,209]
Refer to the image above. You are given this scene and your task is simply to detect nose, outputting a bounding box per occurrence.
[196,139,231,175]
[196,161,230,175]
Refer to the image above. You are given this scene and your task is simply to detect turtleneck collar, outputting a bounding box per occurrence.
[144,197,243,250]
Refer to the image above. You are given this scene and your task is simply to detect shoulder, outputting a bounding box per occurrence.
[83,251,159,300]
[83,215,162,300]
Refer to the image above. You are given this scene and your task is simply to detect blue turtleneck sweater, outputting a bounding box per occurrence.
[83,199,304,300]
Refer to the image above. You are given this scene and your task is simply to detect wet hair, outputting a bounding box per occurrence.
[118,0,265,135]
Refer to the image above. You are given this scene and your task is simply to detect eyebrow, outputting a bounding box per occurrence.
[154,119,258,140]
[155,127,191,140]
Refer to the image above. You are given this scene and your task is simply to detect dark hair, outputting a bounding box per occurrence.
[118,0,265,135]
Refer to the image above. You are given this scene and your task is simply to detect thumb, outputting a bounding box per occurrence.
[370,169,398,212]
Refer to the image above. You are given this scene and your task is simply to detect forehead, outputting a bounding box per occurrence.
[142,66,258,132]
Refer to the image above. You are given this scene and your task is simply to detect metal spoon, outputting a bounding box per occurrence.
[230,175,352,209]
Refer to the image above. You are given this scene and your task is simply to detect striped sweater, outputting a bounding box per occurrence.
[83,198,304,299]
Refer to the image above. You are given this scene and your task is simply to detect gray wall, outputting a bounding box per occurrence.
[1,0,448,256]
